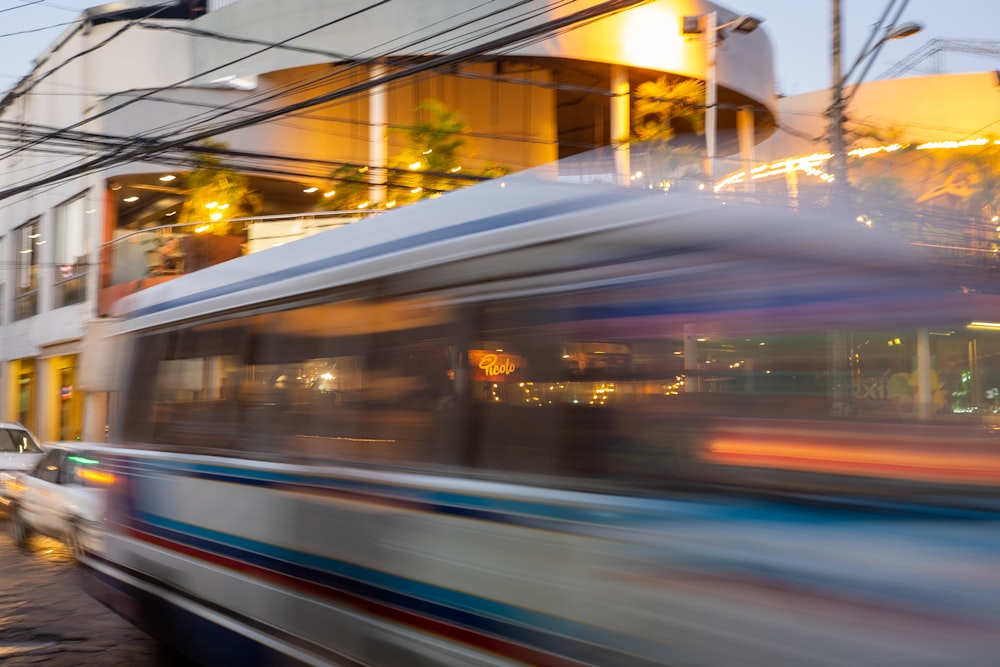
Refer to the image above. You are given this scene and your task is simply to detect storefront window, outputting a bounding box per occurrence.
[54,192,89,308]
[14,218,40,321]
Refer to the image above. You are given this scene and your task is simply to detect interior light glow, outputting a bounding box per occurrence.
[77,468,115,485]
[123,196,139,202]
[968,321,1000,330]
[159,175,176,182]
[195,224,210,233]
[303,186,318,193]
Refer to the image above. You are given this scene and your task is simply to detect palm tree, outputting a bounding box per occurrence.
[631,77,707,185]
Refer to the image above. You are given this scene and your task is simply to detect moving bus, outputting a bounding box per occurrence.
[81,176,1000,666]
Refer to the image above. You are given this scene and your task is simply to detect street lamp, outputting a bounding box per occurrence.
[828,0,922,205]
[683,12,764,190]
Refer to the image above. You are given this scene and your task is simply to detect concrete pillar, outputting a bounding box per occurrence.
[2,360,15,422]
[737,106,755,192]
[36,356,57,442]
[916,327,932,420]
[611,65,630,186]
[368,62,388,207]
[684,324,699,392]
[785,165,799,209]
[82,392,108,442]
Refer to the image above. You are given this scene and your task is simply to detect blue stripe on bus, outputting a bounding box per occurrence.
[130,509,667,665]
[129,190,632,319]
[131,458,1000,528]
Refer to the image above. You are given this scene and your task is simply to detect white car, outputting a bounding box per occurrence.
[7,444,109,558]
[0,422,45,507]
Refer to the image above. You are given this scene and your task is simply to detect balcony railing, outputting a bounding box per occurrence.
[97,210,380,315]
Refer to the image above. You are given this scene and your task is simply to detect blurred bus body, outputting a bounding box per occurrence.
[79,175,1000,666]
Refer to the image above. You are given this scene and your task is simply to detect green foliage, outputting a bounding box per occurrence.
[317,99,509,211]
[965,151,1000,214]
[316,165,372,211]
[180,141,261,232]
[632,77,706,145]
[630,78,707,184]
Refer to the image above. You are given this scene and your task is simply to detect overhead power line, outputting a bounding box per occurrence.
[879,38,1000,79]
[0,0,652,201]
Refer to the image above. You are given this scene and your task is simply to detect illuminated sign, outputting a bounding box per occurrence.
[469,350,524,381]
[478,353,516,376]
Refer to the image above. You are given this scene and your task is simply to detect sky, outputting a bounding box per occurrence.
[731,0,1000,96]
[0,1,998,94]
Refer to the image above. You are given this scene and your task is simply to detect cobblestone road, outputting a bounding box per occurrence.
[0,514,182,666]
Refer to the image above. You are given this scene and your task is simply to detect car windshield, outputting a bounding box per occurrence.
[0,428,42,454]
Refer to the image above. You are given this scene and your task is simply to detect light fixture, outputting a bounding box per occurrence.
[409,161,422,170]
[884,21,922,40]
[303,186,318,193]
[323,190,336,198]
[731,15,762,33]
[159,174,176,182]
[123,196,139,203]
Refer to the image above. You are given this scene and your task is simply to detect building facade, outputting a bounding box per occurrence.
[0,0,777,442]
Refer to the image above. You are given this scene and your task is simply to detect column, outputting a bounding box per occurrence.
[82,392,108,442]
[36,356,57,441]
[684,324,699,392]
[916,327,932,420]
[737,106,755,192]
[611,65,630,186]
[368,61,388,207]
[2,360,14,422]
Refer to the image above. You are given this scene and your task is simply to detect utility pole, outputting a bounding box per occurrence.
[828,0,921,208]
[829,0,848,206]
